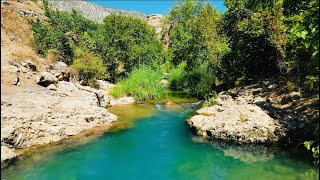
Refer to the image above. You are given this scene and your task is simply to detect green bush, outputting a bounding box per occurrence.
[71,48,107,87]
[110,66,163,100]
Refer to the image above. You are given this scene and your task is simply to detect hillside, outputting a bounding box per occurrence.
[48,0,147,22]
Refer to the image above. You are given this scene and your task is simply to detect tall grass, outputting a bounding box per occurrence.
[110,66,163,101]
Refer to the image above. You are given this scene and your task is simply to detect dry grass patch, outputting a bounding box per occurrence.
[10,46,40,65]
[46,49,64,64]
[1,1,43,46]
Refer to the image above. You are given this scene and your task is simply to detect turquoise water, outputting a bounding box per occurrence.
[1,99,319,180]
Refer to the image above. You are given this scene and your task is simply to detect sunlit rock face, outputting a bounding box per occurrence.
[48,0,147,23]
[146,14,164,38]
[188,94,286,144]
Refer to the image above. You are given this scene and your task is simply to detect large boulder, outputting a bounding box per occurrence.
[35,72,58,87]
[188,94,286,144]
[97,80,115,91]
[146,14,163,39]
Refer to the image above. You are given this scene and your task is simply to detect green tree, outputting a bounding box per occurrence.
[283,0,319,90]
[166,0,228,98]
[221,0,286,85]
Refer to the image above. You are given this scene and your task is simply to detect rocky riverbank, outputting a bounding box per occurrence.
[1,58,138,168]
[1,64,137,168]
[188,80,319,146]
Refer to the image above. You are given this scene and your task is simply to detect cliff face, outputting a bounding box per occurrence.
[146,14,163,39]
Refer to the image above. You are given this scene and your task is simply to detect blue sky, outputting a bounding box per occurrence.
[89,1,226,15]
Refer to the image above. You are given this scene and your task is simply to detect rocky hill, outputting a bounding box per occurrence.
[48,0,147,22]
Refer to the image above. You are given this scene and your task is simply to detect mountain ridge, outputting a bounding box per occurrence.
[48,0,148,22]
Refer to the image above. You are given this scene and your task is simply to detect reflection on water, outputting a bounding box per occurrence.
[192,136,275,163]
[191,136,319,180]
[107,104,158,131]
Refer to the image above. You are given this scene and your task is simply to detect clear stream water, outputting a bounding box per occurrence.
[1,91,319,180]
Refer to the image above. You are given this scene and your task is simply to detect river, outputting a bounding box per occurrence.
[1,91,319,179]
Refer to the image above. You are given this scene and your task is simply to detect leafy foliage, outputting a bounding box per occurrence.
[284,0,319,90]
[304,141,319,165]
[70,48,107,87]
[168,61,187,89]
[165,0,228,98]
[220,0,285,84]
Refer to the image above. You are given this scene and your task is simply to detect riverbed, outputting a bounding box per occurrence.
[1,92,319,179]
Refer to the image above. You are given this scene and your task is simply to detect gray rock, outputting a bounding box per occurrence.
[1,81,118,152]
[110,96,135,106]
[97,80,115,91]
[22,60,36,71]
[47,84,57,91]
[51,62,70,81]
[56,61,68,67]
[268,84,277,89]
[35,72,58,87]
[289,91,301,100]
[1,146,16,168]
[48,0,147,23]
[17,9,41,17]
[188,94,285,144]
[1,65,19,85]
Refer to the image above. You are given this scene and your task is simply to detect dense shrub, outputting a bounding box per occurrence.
[110,66,163,100]
[220,0,285,82]
[29,2,98,65]
[284,0,319,91]
[70,48,107,87]
[184,66,214,98]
